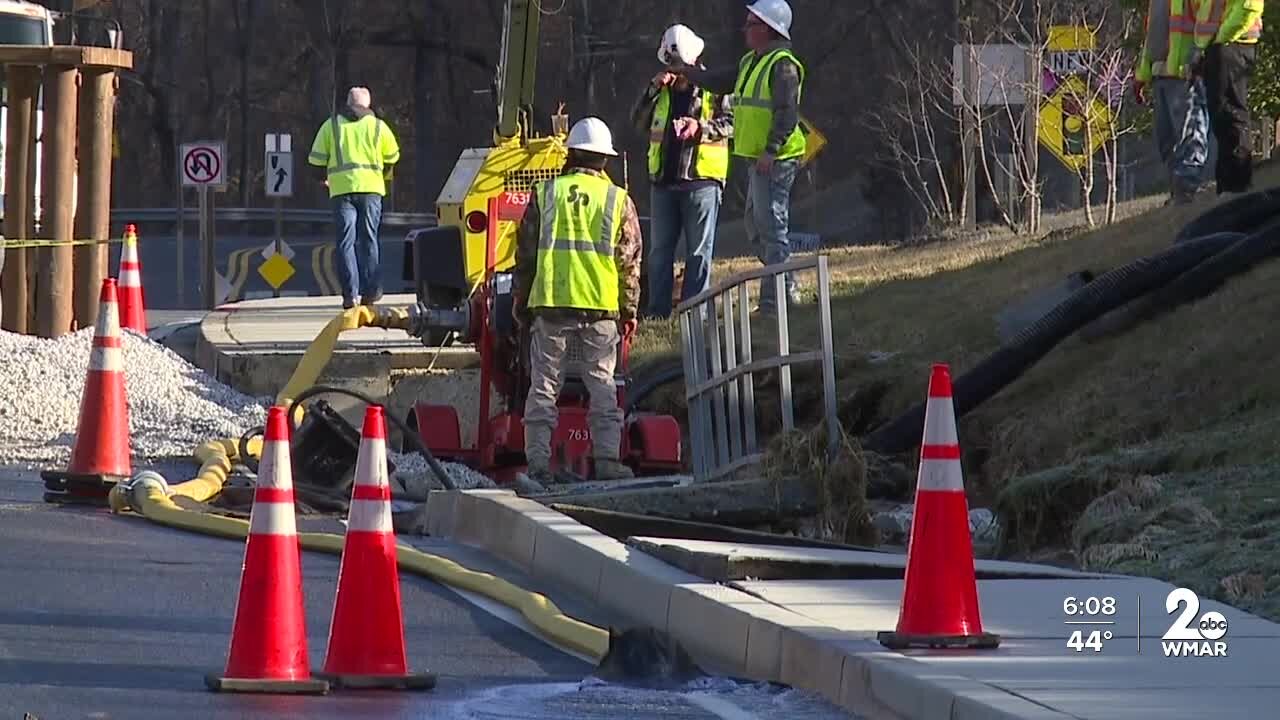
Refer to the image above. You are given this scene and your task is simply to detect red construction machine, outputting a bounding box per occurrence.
[403,192,683,484]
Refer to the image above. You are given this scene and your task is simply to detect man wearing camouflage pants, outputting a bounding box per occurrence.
[512,117,643,485]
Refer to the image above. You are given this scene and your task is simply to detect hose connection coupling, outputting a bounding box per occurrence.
[407,300,473,345]
[121,470,172,498]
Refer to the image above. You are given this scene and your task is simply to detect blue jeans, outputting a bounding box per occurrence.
[744,157,799,312]
[333,192,383,302]
[646,184,721,318]
[1153,77,1211,191]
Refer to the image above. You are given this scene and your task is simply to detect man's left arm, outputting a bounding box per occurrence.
[512,195,541,324]
[615,196,643,324]
[763,59,801,160]
[699,91,735,141]
[379,119,401,180]
[1216,0,1264,44]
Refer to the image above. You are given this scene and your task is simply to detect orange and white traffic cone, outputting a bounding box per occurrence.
[320,405,436,690]
[878,363,1000,650]
[116,224,147,333]
[42,278,132,506]
[206,405,329,694]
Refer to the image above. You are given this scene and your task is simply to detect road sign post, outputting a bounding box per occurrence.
[264,133,295,297]
[181,141,227,308]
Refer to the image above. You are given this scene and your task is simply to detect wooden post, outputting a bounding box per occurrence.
[73,67,116,329]
[34,64,77,337]
[961,49,978,230]
[1,65,38,333]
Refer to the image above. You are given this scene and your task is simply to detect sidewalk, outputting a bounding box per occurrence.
[427,489,1280,720]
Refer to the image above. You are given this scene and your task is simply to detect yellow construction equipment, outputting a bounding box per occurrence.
[404,0,568,330]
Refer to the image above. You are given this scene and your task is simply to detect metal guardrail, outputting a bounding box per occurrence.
[676,255,840,483]
[108,207,437,228]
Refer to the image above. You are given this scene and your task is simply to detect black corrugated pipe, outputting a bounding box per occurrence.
[1082,219,1280,341]
[1174,188,1280,243]
[861,231,1245,457]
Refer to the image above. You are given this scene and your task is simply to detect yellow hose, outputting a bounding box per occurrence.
[108,306,610,663]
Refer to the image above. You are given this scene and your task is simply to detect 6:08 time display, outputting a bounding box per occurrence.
[1063,596,1116,616]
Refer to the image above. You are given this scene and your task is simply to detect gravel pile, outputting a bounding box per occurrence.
[0,328,267,469]
[389,451,497,492]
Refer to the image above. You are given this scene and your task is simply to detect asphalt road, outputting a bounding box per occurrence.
[0,473,857,720]
[114,230,416,311]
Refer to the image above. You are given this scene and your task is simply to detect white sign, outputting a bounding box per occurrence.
[261,238,295,262]
[181,141,226,187]
[952,43,1029,106]
[264,133,294,198]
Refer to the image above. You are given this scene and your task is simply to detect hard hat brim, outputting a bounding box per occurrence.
[747,6,791,39]
[568,143,619,157]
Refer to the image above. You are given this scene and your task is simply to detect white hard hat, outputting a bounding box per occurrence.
[747,0,793,39]
[658,24,705,68]
[566,117,617,156]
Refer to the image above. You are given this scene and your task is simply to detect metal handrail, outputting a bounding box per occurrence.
[108,207,437,227]
[677,254,840,483]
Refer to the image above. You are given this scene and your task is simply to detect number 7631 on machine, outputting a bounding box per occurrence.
[1061,589,1229,658]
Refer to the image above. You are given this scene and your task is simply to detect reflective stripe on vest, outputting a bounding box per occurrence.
[647,88,729,181]
[1154,0,1201,76]
[310,114,388,196]
[731,48,807,160]
[528,174,624,312]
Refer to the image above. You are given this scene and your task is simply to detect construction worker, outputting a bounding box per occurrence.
[631,23,733,319]
[307,86,401,308]
[733,0,804,316]
[1192,0,1264,195]
[1134,0,1212,205]
[511,117,643,484]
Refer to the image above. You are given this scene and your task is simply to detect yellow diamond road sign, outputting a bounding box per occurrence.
[258,251,295,289]
[1038,75,1113,172]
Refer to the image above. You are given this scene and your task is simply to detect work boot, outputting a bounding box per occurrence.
[525,462,554,487]
[594,459,635,481]
[361,289,384,306]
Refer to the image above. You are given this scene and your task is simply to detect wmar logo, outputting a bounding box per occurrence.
[1161,587,1228,658]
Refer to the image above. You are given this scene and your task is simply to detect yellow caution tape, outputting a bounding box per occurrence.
[1,236,127,249]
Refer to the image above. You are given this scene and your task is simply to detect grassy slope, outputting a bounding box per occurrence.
[631,161,1280,621]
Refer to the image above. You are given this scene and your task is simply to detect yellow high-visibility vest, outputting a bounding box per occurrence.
[648,87,729,182]
[732,48,806,161]
[307,112,401,197]
[528,173,625,312]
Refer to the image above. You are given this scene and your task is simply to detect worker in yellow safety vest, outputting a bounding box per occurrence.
[511,117,643,485]
[1190,0,1264,195]
[732,0,804,317]
[630,23,733,319]
[307,86,401,308]
[1134,0,1212,205]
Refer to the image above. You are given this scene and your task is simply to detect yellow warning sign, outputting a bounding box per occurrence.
[258,251,295,289]
[798,115,827,166]
[1038,75,1113,172]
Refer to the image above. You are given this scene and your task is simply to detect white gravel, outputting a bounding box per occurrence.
[389,451,497,492]
[0,327,267,470]
[0,327,501,498]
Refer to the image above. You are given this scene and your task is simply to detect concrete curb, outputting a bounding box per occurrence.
[426,489,1076,720]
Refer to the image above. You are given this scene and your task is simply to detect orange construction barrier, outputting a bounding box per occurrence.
[877,363,1000,650]
[205,406,329,694]
[320,405,436,690]
[42,278,132,505]
[116,224,147,333]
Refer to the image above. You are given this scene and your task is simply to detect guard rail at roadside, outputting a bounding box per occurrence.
[109,207,438,228]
